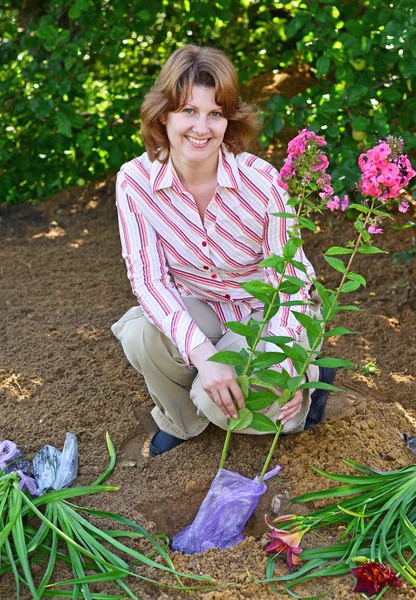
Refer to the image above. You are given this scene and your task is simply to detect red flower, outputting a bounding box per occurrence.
[350,562,402,595]
[264,515,303,569]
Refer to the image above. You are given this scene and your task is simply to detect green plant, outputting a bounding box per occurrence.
[0,434,215,599]
[258,459,416,598]
[209,134,414,484]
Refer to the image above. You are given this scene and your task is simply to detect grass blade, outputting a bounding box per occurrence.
[92,433,117,486]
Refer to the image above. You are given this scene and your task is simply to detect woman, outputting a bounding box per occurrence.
[111,45,334,456]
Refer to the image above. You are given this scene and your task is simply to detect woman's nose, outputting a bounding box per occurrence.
[192,116,210,135]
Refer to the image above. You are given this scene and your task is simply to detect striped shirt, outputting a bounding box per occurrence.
[116,144,316,373]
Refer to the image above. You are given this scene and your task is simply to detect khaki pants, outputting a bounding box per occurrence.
[111,297,321,440]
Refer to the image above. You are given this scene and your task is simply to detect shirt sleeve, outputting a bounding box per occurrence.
[262,176,316,377]
[116,170,210,366]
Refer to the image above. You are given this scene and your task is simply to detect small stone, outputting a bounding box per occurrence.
[271,495,282,515]
[118,460,136,468]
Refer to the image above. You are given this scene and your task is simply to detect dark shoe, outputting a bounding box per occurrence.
[149,429,185,457]
[304,367,336,430]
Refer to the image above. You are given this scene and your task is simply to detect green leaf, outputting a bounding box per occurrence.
[298,381,341,392]
[261,335,295,345]
[341,280,360,293]
[357,246,388,254]
[291,311,322,335]
[240,280,276,302]
[338,305,362,311]
[284,275,306,287]
[282,343,309,362]
[279,281,301,294]
[312,280,331,307]
[316,56,331,78]
[323,327,356,338]
[248,377,279,393]
[346,272,366,287]
[223,321,256,337]
[249,413,277,432]
[254,369,289,388]
[228,407,253,431]
[312,358,352,368]
[237,375,250,399]
[260,255,286,271]
[271,211,296,218]
[68,0,89,19]
[325,246,354,256]
[298,216,317,231]
[56,113,72,138]
[283,238,303,261]
[245,391,277,410]
[207,350,246,366]
[252,352,287,368]
[36,24,59,40]
[287,375,304,393]
[291,259,307,274]
[324,255,346,274]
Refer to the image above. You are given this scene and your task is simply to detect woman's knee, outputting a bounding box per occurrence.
[190,376,229,431]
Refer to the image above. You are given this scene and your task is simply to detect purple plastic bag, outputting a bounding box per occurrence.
[171,465,281,554]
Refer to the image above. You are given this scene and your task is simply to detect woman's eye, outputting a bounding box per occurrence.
[183,108,193,114]
[211,111,222,118]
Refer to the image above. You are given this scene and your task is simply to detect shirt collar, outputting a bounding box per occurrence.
[150,144,243,192]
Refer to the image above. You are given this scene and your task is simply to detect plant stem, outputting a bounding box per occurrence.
[219,429,231,469]
[219,199,305,470]
[259,423,283,482]
[257,198,376,479]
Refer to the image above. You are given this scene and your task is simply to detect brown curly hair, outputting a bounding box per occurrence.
[140,44,262,162]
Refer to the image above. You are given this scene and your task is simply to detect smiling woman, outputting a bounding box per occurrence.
[111,45,330,458]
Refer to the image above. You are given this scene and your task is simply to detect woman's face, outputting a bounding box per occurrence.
[162,85,228,170]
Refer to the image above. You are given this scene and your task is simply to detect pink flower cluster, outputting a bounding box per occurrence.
[327,194,349,212]
[277,129,336,205]
[358,138,415,235]
[359,141,415,203]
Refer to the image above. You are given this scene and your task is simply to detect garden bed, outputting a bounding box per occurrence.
[1,152,416,599]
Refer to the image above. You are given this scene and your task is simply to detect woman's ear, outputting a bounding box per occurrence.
[160,113,166,125]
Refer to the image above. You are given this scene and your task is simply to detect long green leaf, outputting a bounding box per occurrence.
[10,485,40,600]
[92,432,117,486]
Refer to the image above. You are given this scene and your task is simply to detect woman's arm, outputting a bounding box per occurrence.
[116,171,210,366]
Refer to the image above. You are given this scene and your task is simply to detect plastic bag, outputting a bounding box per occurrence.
[171,465,281,554]
[0,440,31,475]
[32,433,78,495]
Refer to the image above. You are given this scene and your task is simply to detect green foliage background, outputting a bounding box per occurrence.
[1,0,415,203]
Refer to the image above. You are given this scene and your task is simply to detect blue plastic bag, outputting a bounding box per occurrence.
[32,433,78,495]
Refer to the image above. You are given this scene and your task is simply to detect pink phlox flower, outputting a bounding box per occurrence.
[341,195,349,211]
[310,154,329,172]
[368,225,383,234]
[399,200,409,213]
[327,196,340,211]
[15,470,39,497]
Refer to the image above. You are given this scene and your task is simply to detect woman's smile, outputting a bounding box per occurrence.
[185,135,211,148]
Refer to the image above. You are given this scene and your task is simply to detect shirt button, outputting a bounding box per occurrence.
[225,294,231,299]
[202,241,207,247]
[211,273,217,279]
[203,265,209,270]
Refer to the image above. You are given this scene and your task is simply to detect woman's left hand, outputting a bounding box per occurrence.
[279,390,304,425]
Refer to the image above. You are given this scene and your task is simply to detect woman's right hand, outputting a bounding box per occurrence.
[189,342,245,419]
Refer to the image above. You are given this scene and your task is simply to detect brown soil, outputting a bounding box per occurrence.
[1,73,416,599]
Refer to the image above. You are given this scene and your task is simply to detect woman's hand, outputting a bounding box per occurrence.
[279,390,303,425]
[189,342,245,419]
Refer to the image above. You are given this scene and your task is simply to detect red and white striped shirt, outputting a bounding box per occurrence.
[116,144,315,373]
